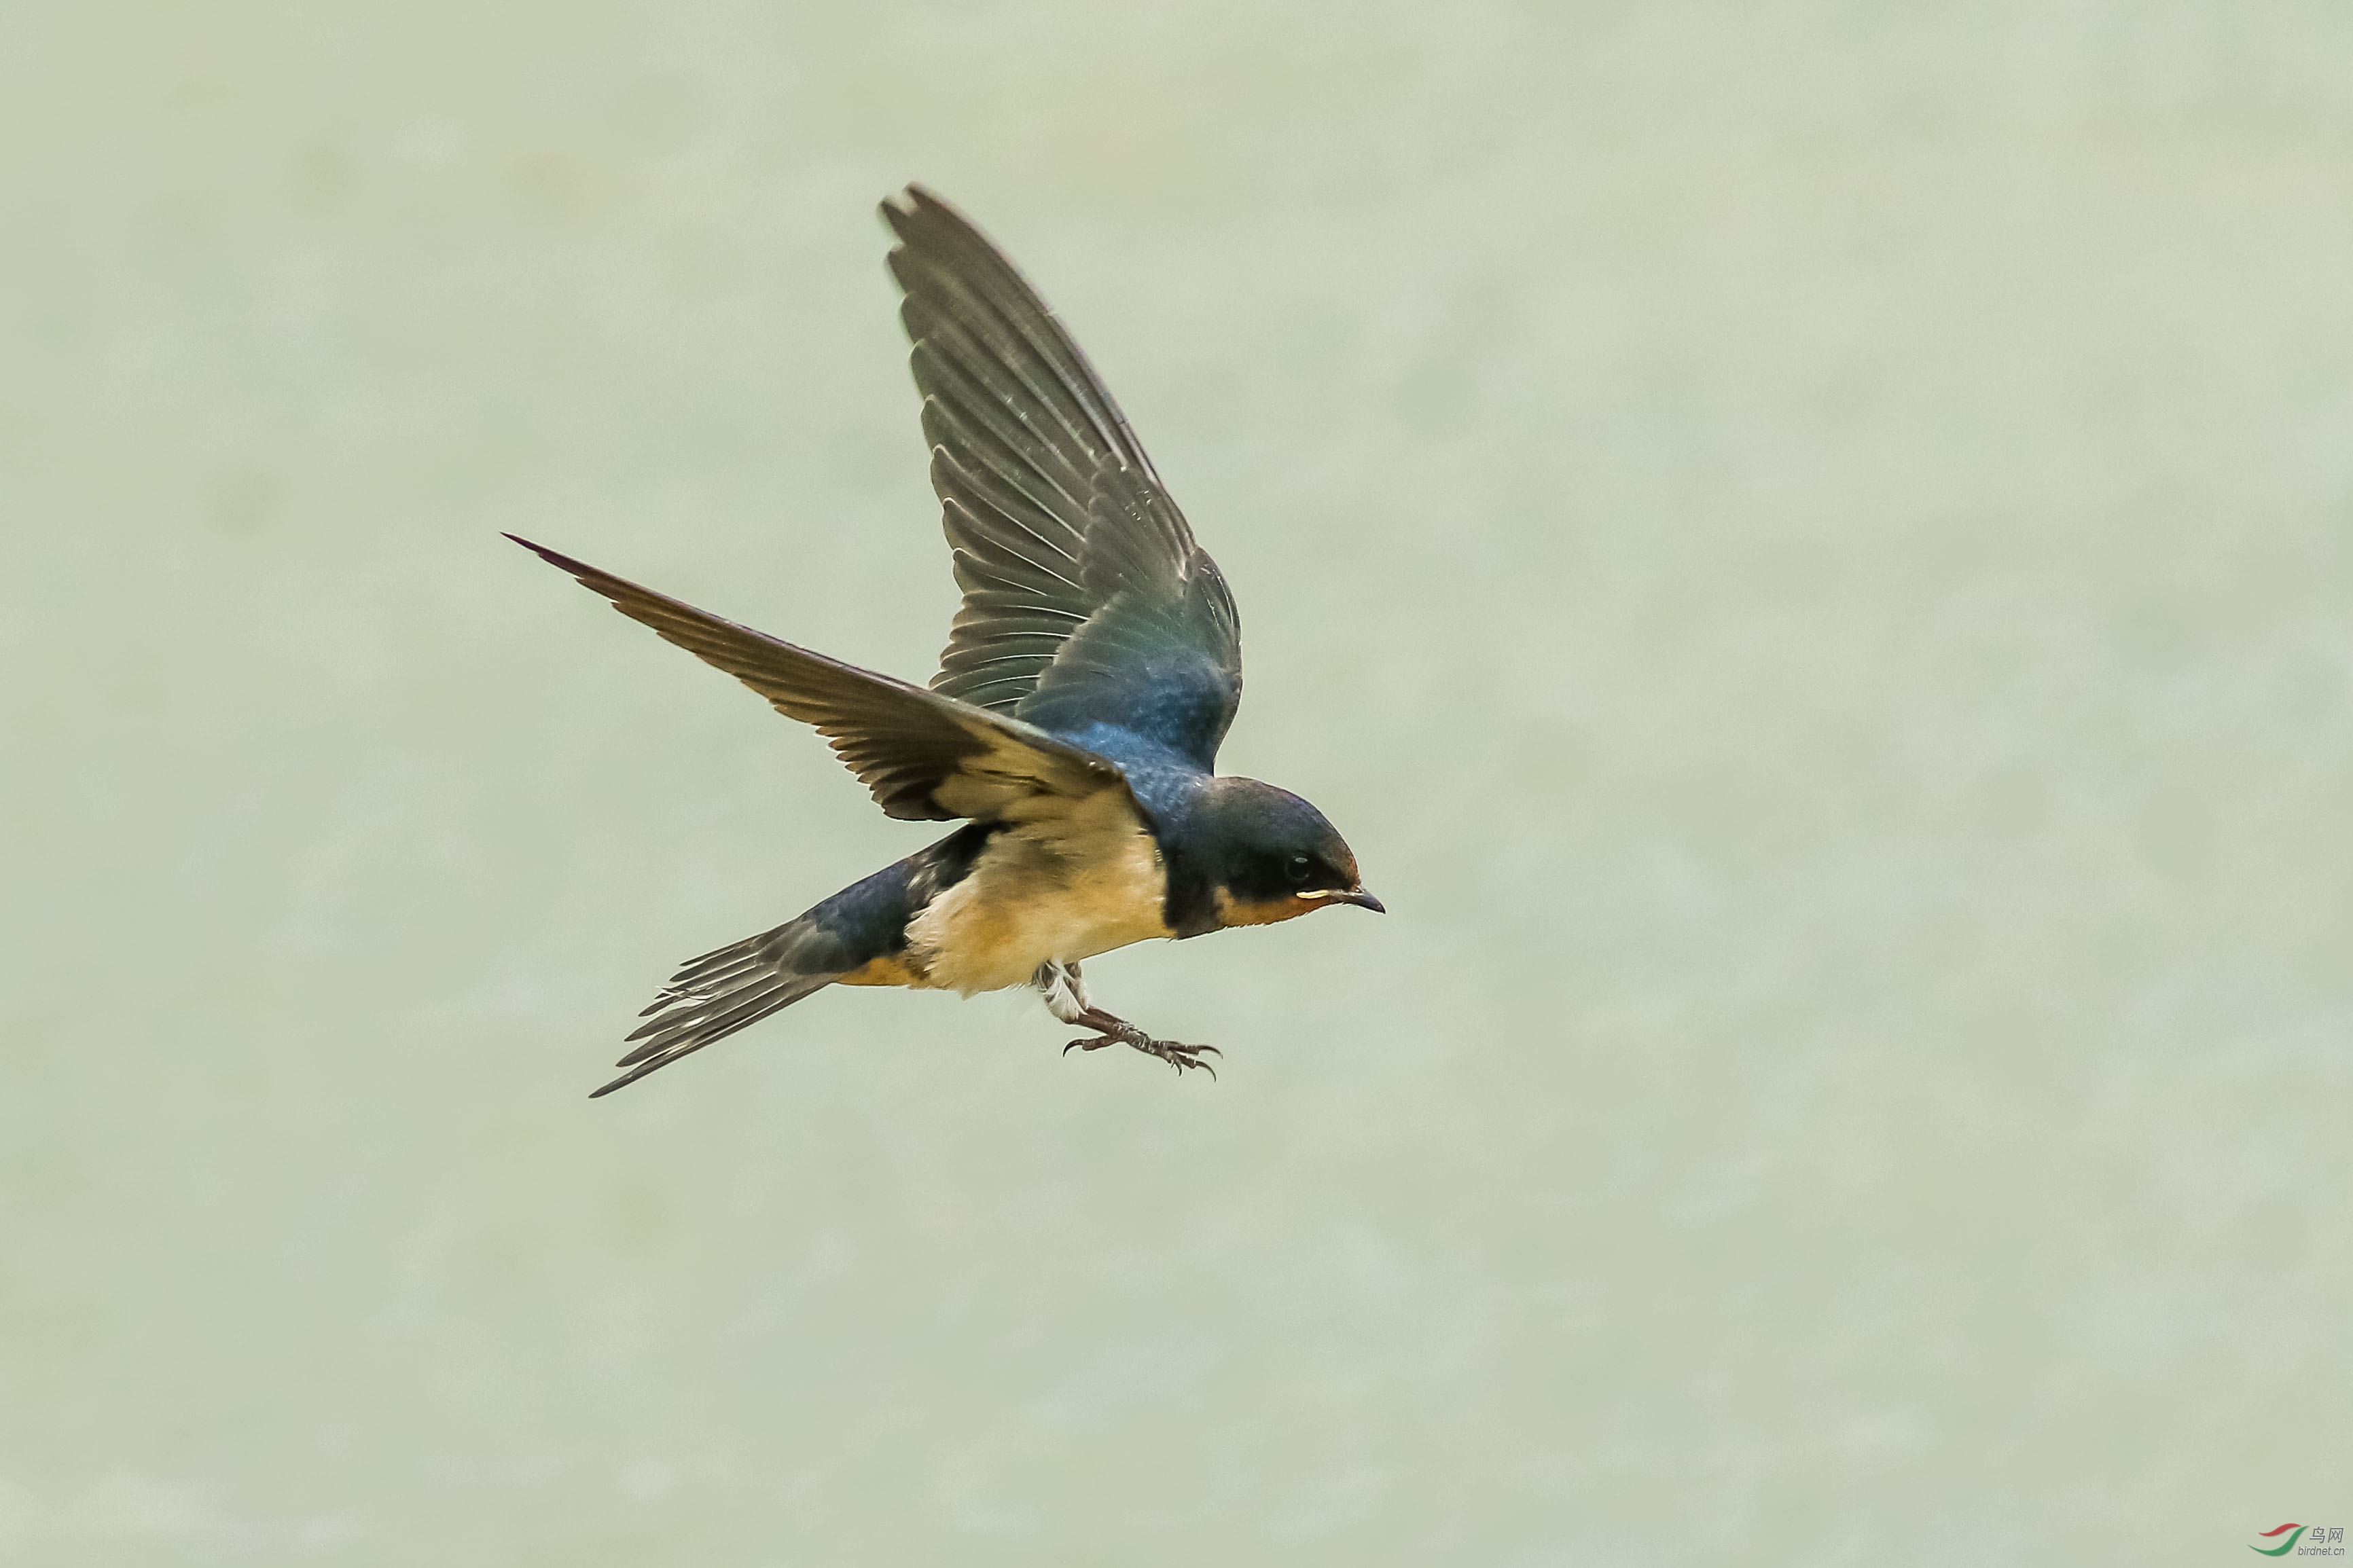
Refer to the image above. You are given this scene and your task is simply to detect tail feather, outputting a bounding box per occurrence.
[668,937,775,987]
[589,919,851,1097]
[586,832,977,1097]
[644,953,769,1008]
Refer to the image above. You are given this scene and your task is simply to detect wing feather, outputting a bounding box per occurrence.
[507,534,1134,825]
[882,186,1242,767]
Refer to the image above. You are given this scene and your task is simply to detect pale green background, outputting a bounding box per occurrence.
[4,2,2349,1563]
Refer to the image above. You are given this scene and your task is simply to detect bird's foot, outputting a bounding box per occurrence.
[1062,1017,1221,1078]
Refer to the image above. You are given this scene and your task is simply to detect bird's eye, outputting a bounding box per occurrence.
[1285,854,1312,885]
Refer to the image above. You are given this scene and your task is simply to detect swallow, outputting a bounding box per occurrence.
[512,185,1382,1097]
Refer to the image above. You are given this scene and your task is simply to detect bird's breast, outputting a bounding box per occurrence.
[903,822,1172,995]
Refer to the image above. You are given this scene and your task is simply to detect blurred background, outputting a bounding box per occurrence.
[4,1,2350,1562]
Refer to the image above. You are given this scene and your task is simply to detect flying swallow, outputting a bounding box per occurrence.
[512,185,1382,1096]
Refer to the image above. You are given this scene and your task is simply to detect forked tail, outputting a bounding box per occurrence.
[591,920,848,1097]
[586,832,986,1096]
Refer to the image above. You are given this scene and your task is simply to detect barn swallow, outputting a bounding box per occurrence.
[512,185,1381,1097]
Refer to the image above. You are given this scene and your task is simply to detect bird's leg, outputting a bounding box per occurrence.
[1035,960,1092,1025]
[1068,1008,1222,1077]
[1033,961,1220,1077]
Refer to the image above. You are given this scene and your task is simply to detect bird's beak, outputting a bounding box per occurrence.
[1334,887,1385,913]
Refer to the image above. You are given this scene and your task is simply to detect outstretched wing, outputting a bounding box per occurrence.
[508,534,1134,824]
[882,185,1243,770]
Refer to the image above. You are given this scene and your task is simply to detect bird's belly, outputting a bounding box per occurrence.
[905,830,1171,995]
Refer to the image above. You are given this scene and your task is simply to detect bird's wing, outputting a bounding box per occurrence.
[882,185,1243,770]
[509,535,1138,824]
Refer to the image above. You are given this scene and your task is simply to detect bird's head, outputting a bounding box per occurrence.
[1191,777,1383,929]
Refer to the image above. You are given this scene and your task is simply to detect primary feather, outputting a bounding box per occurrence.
[883,186,1243,769]
[503,533,1133,824]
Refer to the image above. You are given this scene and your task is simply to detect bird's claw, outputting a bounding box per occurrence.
[1142,1038,1219,1078]
[1062,1027,1220,1078]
